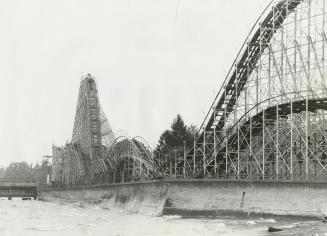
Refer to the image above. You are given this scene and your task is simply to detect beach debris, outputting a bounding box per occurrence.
[268,226,283,232]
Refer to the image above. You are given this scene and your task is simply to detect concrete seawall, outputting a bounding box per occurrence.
[39,180,327,218]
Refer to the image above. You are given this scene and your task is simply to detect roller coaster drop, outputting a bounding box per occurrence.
[179,0,327,181]
[51,75,159,186]
[52,0,327,186]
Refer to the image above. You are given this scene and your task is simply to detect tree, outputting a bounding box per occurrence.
[3,161,49,185]
[5,162,34,182]
[154,114,197,167]
[170,114,187,148]
[31,161,49,185]
[185,124,198,147]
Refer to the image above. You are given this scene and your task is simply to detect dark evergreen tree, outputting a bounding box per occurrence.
[170,114,187,148]
[154,114,197,168]
[153,130,172,165]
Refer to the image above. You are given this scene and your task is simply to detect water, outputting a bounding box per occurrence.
[0,199,326,236]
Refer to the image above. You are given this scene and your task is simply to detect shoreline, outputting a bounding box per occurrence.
[39,179,327,219]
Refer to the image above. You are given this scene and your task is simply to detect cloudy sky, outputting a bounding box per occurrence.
[0,0,270,166]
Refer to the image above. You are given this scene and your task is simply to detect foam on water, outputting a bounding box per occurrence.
[163,215,182,219]
[257,218,276,223]
[0,198,325,235]
[246,220,256,225]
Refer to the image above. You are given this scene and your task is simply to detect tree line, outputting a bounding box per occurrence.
[1,161,49,185]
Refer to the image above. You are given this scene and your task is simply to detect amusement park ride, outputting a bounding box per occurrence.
[51,0,327,186]
[51,75,158,186]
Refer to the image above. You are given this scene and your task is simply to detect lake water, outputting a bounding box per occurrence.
[0,198,326,236]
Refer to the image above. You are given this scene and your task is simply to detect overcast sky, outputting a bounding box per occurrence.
[0,0,270,166]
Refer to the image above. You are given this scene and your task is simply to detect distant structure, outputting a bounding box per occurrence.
[0,167,5,178]
[51,74,159,187]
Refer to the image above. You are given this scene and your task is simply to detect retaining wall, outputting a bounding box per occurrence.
[39,180,327,218]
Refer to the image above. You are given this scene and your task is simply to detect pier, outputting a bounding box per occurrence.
[0,183,37,200]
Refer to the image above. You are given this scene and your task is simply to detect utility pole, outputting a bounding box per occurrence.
[43,155,52,186]
[183,141,186,178]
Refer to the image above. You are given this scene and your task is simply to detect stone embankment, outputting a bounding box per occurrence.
[40,180,327,218]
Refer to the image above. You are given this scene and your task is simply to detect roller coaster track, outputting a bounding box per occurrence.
[198,0,302,139]
[180,0,327,181]
[183,0,301,174]
[51,75,161,187]
[51,0,327,185]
